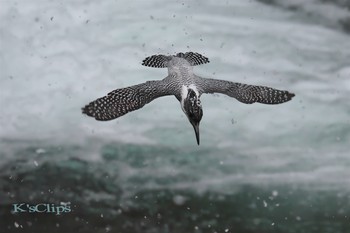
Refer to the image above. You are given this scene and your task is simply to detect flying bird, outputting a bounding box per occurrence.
[82,52,295,145]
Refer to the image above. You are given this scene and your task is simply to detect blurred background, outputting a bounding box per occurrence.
[0,0,350,232]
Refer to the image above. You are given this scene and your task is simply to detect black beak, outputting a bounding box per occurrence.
[192,123,200,145]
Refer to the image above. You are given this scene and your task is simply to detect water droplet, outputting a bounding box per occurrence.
[272,190,278,197]
[173,195,186,205]
[35,148,46,154]
[263,200,267,207]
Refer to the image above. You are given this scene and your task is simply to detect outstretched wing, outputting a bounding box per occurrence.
[82,80,172,121]
[198,77,295,104]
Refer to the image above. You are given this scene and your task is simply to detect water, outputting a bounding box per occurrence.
[1,0,350,232]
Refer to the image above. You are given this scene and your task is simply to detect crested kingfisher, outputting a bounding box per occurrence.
[82,52,295,145]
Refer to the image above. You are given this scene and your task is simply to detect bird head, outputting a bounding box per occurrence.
[182,89,203,145]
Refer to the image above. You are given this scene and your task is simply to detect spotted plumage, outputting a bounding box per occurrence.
[142,52,209,68]
[197,78,294,104]
[175,52,210,66]
[82,81,172,121]
[142,55,170,68]
[82,52,295,145]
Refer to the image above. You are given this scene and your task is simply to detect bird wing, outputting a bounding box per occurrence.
[197,77,295,104]
[82,80,172,121]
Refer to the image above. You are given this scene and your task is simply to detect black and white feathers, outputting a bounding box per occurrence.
[142,52,209,68]
[82,51,295,144]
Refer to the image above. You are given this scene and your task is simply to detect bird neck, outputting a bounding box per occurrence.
[180,85,201,113]
[181,85,199,99]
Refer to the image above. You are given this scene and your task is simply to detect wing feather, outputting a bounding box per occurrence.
[82,80,171,121]
[198,77,295,104]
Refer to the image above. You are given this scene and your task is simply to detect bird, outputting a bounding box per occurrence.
[82,52,295,145]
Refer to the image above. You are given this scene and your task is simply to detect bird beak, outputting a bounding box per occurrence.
[192,123,200,145]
